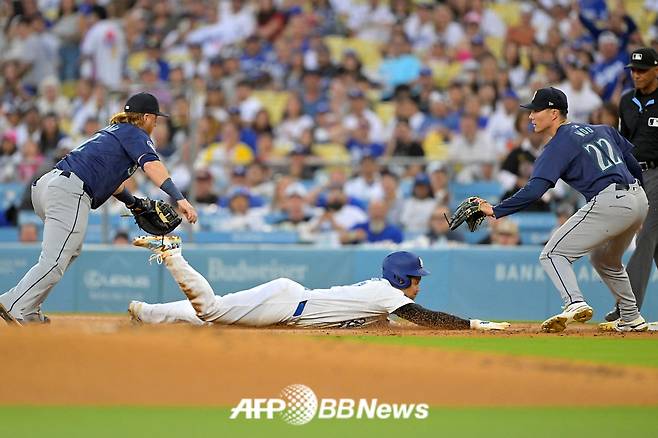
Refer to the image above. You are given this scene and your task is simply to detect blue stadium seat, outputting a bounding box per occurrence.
[512,213,556,245]
[0,183,26,210]
[0,227,19,242]
[449,181,503,211]
[191,231,299,244]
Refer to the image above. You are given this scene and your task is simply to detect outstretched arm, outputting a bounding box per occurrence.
[393,303,510,330]
[392,303,471,329]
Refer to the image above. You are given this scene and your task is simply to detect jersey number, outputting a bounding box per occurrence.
[583,138,623,171]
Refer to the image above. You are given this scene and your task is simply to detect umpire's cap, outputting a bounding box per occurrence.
[124,92,169,117]
[626,47,658,70]
[382,251,430,290]
[520,87,568,112]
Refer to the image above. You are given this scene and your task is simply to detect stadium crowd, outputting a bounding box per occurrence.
[1,0,657,246]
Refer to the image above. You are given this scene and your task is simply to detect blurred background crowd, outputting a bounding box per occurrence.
[0,0,656,247]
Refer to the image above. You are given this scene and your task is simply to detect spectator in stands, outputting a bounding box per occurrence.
[347,119,385,162]
[449,114,498,183]
[559,58,602,123]
[479,219,521,246]
[590,31,628,101]
[404,2,435,52]
[486,89,520,152]
[500,160,551,213]
[344,155,384,204]
[433,4,465,49]
[309,184,367,235]
[498,112,546,193]
[276,94,314,145]
[341,200,403,245]
[386,118,424,157]
[255,0,287,42]
[272,182,316,230]
[197,121,255,180]
[380,169,404,226]
[52,0,82,81]
[217,187,270,232]
[38,113,67,155]
[15,105,42,149]
[589,101,619,128]
[235,80,263,123]
[406,204,464,247]
[246,161,275,199]
[400,173,436,234]
[80,5,127,91]
[17,140,44,183]
[347,0,395,44]
[36,76,71,119]
[112,231,130,245]
[191,169,220,206]
[300,68,329,117]
[19,223,39,243]
[0,132,21,182]
[343,89,385,143]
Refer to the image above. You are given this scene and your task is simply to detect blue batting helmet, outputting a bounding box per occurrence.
[382,251,430,289]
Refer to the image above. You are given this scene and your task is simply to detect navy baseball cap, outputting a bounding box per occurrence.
[520,87,568,112]
[124,92,169,117]
[626,47,658,70]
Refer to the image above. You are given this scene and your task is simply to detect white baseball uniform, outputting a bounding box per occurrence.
[136,252,414,328]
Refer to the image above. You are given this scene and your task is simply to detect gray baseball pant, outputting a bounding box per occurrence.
[539,181,648,322]
[0,169,90,320]
[626,168,658,310]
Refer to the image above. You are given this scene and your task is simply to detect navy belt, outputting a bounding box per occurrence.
[639,160,658,171]
[293,300,307,317]
[615,183,630,191]
[55,169,94,199]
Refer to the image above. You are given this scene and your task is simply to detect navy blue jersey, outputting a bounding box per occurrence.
[56,123,159,209]
[531,123,637,201]
[493,123,643,218]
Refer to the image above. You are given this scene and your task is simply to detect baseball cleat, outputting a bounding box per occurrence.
[604,305,620,322]
[541,301,593,333]
[649,322,658,331]
[132,235,181,263]
[598,316,648,332]
[128,301,144,324]
[0,303,21,326]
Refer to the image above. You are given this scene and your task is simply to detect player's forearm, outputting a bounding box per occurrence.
[144,161,185,202]
[393,303,470,329]
[624,153,645,186]
[492,177,552,218]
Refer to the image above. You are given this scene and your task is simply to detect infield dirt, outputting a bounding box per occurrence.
[1,316,657,406]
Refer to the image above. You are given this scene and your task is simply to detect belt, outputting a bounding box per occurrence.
[54,168,94,199]
[615,183,630,191]
[293,300,307,317]
[638,160,658,171]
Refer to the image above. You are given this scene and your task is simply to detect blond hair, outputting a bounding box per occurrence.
[109,112,147,127]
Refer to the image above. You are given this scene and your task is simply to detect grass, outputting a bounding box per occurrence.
[1,406,657,438]
[348,335,658,368]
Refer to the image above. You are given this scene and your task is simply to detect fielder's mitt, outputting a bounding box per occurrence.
[448,197,487,232]
[130,198,182,236]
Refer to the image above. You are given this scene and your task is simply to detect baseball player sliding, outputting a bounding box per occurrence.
[128,235,510,330]
[449,87,649,333]
[0,92,197,325]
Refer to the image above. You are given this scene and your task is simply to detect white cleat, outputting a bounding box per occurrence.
[128,301,144,324]
[132,235,181,264]
[541,301,593,333]
[649,322,658,332]
[598,316,649,332]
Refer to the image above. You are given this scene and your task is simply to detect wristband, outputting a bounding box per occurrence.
[114,188,136,206]
[160,178,185,201]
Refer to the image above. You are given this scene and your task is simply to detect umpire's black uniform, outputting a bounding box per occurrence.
[616,48,658,316]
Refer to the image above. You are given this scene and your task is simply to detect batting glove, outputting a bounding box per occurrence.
[470,319,511,331]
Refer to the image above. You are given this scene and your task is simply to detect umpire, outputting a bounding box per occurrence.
[0,92,198,324]
[606,47,658,322]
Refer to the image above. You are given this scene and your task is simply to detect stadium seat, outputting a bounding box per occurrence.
[0,183,26,210]
[0,227,19,242]
[191,230,300,244]
[252,91,290,125]
[488,2,521,26]
[510,212,557,246]
[449,181,503,211]
[324,36,382,71]
[312,143,350,163]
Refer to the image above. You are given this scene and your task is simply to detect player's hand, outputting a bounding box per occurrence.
[177,199,198,224]
[470,319,511,331]
[479,200,494,217]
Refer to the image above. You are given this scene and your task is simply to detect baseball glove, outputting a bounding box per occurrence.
[130,198,182,236]
[448,197,487,232]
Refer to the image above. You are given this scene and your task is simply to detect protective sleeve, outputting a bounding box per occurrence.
[392,303,471,329]
[492,177,553,218]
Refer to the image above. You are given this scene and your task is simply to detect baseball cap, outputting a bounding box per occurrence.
[626,47,658,70]
[284,182,307,198]
[124,92,169,117]
[520,87,568,112]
